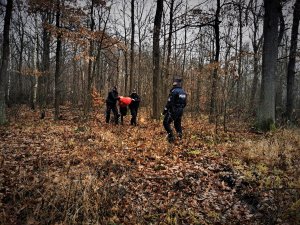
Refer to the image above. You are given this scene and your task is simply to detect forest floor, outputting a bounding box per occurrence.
[0,105,299,225]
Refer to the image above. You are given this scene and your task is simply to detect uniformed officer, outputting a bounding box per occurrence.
[163,79,187,143]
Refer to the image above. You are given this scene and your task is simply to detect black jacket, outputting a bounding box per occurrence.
[129,93,140,109]
[164,86,187,114]
[106,90,119,105]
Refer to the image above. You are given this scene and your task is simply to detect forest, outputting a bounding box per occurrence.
[0,0,300,224]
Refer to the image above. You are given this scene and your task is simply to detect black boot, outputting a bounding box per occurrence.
[178,132,182,139]
[167,133,175,143]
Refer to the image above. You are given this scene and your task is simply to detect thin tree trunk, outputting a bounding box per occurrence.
[32,16,39,111]
[39,12,51,117]
[286,0,300,121]
[164,0,174,99]
[121,0,129,94]
[209,0,220,123]
[181,3,187,77]
[129,0,135,93]
[54,0,62,120]
[250,44,260,111]
[223,23,233,131]
[18,28,24,102]
[249,0,262,112]
[72,45,78,106]
[236,0,243,110]
[85,0,95,116]
[152,0,163,119]
[275,6,285,119]
[138,42,142,94]
[0,0,13,125]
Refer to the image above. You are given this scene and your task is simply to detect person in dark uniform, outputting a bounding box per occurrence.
[105,86,120,124]
[129,89,141,126]
[163,79,187,143]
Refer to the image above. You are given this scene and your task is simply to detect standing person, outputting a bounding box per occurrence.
[163,79,187,143]
[105,86,120,124]
[129,89,141,125]
[119,96,132,124]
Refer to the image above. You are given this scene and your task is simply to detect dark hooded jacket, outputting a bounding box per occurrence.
[106,89,119,105]
[164,86,187,114]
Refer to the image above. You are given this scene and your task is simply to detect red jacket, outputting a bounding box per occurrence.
[119,96,132,107]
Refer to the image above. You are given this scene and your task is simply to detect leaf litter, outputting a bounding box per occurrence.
[0,107,299,224]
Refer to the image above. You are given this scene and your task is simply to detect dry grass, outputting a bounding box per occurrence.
[1,106,300,224]
[227,128,300,224]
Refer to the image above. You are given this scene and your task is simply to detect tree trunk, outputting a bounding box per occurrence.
[18,26,24,102]
[54,0,62,120]
[286,0,300,121]
[257,0,281,130]
[250,44,260,111]
[249,0,262,112]
[164,0,174,102]
[181,3,188,76]
[209,0,221,123]
[0,0,13,125]
[39,12,51,117]
[31,16,39,111]
[85,0,95,116]
[72,46,78,106]
[275,6,285,120]
[121,0,129,94]
[129,0,135,93]
[236,0,243,110]
[152,0,163,119]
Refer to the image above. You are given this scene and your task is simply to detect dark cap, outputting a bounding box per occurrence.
[172,78,182,86]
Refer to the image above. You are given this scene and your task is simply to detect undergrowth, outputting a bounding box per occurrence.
[1,106,299,224]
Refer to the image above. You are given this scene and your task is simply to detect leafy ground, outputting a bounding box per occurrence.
[1,105,299,225]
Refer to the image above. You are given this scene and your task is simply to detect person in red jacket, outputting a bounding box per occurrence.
[118,96,132,124]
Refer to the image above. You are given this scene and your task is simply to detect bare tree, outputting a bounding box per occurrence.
[152,0,163,119]
[249,0,263,112]
[209,0,221,123]
[39,10,52,118]
[135,0,153,94]
[129,0,135,93]
[286,0,300,121]
[0,0,13,124]
[163,0,175,100]
[84,0,96,116]
[54,0,62,120]
[257,0,281,130]
[236,0,245,109]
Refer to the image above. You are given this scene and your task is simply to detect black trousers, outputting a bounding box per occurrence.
[120,106,127,124]
[163,108,183,136]
[106,103,119,124]
[130,107,138,125]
